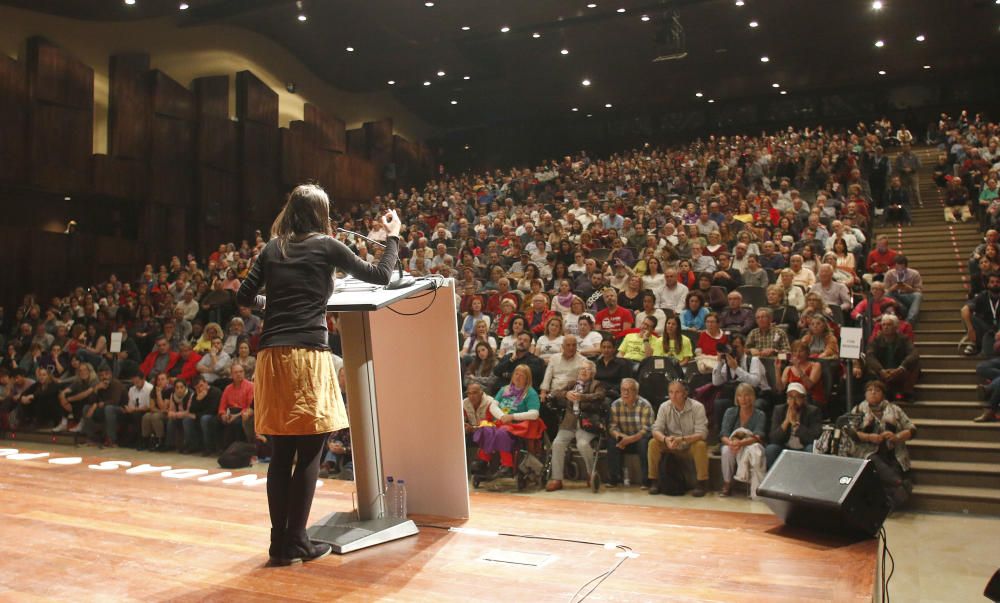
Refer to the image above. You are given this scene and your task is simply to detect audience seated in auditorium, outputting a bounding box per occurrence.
[546,362,606,492]
[648,380,709,497]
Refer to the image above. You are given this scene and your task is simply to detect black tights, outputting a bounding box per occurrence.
[266,433,329,542]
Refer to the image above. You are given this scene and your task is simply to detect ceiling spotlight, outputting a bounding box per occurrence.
[387,80,395,85]
[923,64,932,69]
[605,103,613,108]
[587,113,593,117]
[450,100,458,105]
[587,3,597,7]
[437,70,446,76]
[874,39,885,48]
[423,81,431,86]
[124,0,136,4]
[915,34,925,42]
[463,75,470,80]
[179,2,189,9]
[708,99,715,103]
[424,1,434,6]
[532,32,541,38]
[346,46,355,52]
[695,92,703,97]
[560,48,570,55]
[616,7,626,13]
[464,145,470,150]
[64,196,72,201]
[871,0,883,9]
[641,15,650,22]
[878,69,887,75]
[500,26,510,33]
[760,55,769,62]
[461,25,470,31]
[297,14,307,21]
[772,83,780,88]
[572,107,579,112]
[780,90,787,95]
[749,20,758,28]
[581,78,591,86]
[735,0,745,6]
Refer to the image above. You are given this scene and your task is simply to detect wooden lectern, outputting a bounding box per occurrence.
[308,277,469,553]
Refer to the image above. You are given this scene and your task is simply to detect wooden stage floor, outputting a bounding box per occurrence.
[0,447,877,602]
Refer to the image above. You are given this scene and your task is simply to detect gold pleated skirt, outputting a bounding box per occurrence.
[253,347,347,436]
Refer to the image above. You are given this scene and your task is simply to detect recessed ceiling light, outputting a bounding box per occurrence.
[735,0,744,6]
[749,20,758,28]
[388,80,396,85]
[582,78,591,86]
[772,83,780,88]
[616,7,626,13]
[708,99,715,103]
[760,55,769,62]
[423,81,431,86]
[346,46,355,52]
[500,26,510,33]
[297,14,307,22]
[560,48,570,55]
[872,0,883,9]
[532,32,541,38]
[464,145,470,150]
[463,75,470,80]
[572,107,579,112]
[587,113,593,117]
[605,103,613,108]
[178,2,188,9]
[878,69,887,75]
[124,0,135,4]
[915,34,925,42]
[695,92,704,97]
[64,196,72,201]
[780,90,787,95]
[437,70,446,76]
[641,15,650,22]
[587,3,597,7]
[923,64,932,69]
[450,100,458,105]
[874,40,885,48]
[461,25,470,31]
[424,1,434,6]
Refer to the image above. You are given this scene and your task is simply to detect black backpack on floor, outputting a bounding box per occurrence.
[657,452,687,496]
[218,441,256,469]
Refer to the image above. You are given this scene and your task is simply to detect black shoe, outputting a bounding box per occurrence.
[648,485,661,495]
[469,459,488,475]
[605,480,621,488]
[494,466,514,479]
[273,531,333,566]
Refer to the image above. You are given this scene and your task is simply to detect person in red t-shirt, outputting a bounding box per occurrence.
[864,235,897,283]
[594,288,633,337]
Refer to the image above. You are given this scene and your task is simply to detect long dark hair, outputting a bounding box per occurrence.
[271,184,332,255]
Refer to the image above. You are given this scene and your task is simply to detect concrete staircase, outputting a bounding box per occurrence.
[882,146,1000,515]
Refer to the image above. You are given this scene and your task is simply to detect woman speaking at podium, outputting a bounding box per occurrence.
[237,184,401,565]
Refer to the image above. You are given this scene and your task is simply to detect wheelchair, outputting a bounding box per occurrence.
[471,431,551,492]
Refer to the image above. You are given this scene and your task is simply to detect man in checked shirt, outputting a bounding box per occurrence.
[605,378,654,488]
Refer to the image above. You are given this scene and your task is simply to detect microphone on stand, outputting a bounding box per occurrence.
[336,227,415,290]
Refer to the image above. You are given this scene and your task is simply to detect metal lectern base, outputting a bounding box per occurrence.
[307,512,419,554]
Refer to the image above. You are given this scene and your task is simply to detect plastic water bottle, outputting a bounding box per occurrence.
[623,467,631,487]
[384,476,398,519]
[396,479,408,519]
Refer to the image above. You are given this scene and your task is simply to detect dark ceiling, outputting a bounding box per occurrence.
[7,0,1000,129]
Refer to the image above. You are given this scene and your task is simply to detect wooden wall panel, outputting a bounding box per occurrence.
[149,70,194,121]
[193,75,229,119]
[149,114,194,163]
[148,160,193,207]
[235,70,277,125]
[29,102,92,192]
[239,120,280,223]
[0,55,27,184]
[108,53,150,159]
[365,118,393,172]
[93,154,146,200]
[26,37,93,109]
[197,116,237,172]
[346,127,368,158]
[304,103,345,153]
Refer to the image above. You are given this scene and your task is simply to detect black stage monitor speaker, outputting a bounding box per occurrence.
[757,450,890,539]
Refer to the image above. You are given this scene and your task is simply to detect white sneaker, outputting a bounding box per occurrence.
[69,421,84,433]
[51,418,68,433]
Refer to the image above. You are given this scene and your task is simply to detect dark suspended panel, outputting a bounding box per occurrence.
[235,70,277,126]
[108,53,150,159]
[26,37,93,110]
[0,54,27,184]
